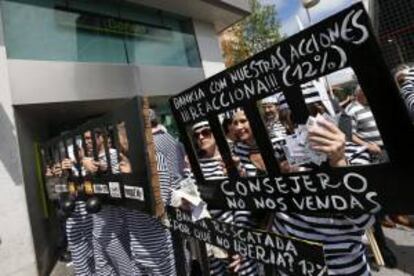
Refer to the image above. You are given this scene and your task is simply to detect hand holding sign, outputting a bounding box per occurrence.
[119,153,132,173]
[61,158,73,171]
[229,254,242,273]
[82,157,99,174]
[308,115,347,167]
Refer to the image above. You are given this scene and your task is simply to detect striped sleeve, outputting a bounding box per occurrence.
[344,102,383,146]
[232,142,258,177]
[153,130,185,181]
[344,102,362,134]
[345,142,372,165]
[400,69,414,120]
[156,152,173,206]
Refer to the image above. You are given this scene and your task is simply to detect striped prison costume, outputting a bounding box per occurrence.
[124,152,177,275]
[86,152,177,276]
[66,201,95,276]
[265,119,287,141]
[399,67,414,121]
[152,128,186,182]
[272,142,375,276]
[344,101,383,147]
[91,149,132,276]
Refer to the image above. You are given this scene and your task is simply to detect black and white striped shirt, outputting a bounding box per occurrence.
[399,68,414,121]
[344,101,383,146]
[125,152,176,275]
[266,119,287,140]
[66,201,95,276]
[153,128,186,182]
[90,152,177,275]
[272,142,374,276]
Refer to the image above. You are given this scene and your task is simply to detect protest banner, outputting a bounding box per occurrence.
[169,3,414,214]
[168,207,327,276]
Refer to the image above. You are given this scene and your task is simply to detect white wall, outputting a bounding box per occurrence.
[0,8,37,276]
[193,20,226,78]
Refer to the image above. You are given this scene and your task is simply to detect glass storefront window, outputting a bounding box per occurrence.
[0,0,201,67]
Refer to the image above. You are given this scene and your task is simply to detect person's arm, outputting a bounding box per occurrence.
[119,153,131,173]
[351,133,365,146]
[352,134,382,155]
[82,157,99,174]
[400,79,414,121]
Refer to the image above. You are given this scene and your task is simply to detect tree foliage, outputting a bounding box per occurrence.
[221,0,283,67]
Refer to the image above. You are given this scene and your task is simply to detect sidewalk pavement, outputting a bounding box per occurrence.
[373,226,414,276]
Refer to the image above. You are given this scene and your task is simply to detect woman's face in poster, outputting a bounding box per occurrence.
[193,126,216,156]
[231,110,254,145]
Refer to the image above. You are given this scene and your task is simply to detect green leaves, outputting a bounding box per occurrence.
[222,0,283,66]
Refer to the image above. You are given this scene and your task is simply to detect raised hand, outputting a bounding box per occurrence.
[308,117,347,167]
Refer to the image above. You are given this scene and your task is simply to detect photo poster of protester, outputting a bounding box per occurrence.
[169,2,414,216]
[39,97,163,216]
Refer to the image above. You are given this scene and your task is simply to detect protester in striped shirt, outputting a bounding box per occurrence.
[81,126,178,275]
[261,94,287,141]
[270,86,376,276]
[126,115,179,276]
[344,86,384,159]
[341,87,406,237]
[186,121,259,276]
[89,151,177,275]
[150,108,186,182]
[80,129,134,276]
[125,152,177,276]
[58,133,99,276]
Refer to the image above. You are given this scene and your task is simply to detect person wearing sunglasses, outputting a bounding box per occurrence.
[261,94,287,141]
[185,121,258,276]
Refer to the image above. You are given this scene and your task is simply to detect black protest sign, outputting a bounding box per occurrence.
[168,207,327,276]
[198,166,382,213]
[40,97,163,216]
[169,3,414,214]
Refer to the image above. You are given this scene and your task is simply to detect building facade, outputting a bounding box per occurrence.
[0,1,249,275]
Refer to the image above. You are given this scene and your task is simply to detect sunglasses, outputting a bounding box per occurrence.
[193,128,212,139]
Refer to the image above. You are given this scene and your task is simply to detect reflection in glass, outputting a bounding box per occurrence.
[1,0,201,67]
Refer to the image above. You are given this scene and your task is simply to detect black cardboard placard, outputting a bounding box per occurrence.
[169,3,414,214]
[40,97,160,216]
[167,207,327,276]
